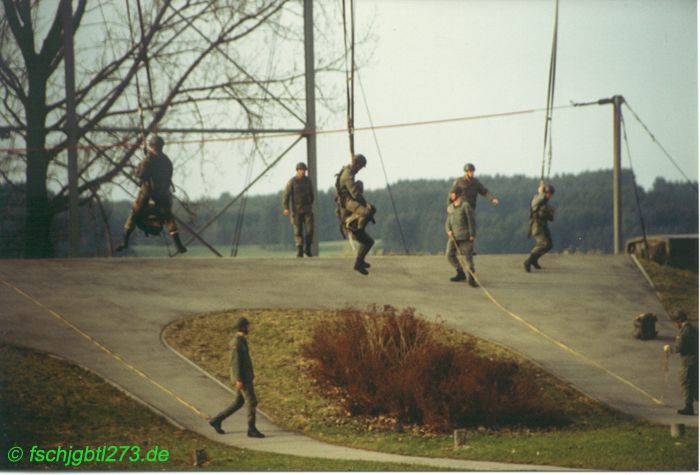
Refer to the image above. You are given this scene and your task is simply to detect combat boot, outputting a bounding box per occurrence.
[531,258,542,270]
[172,233,187,254]
[209,418,225,434]
[523,256,532,273]
[354,259,369,275]
[468,273,479,288]
[296,246,304,258]
[677,406,694,415]
[304,242,312,257]
[247,426,265,438]
[450,269,466,282]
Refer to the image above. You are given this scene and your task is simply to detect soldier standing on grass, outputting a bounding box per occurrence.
[664,310,698,415]
[335,154,376,275]
[116,135,187,254]
[446,188,478,288]
[524,183,555,272]
[283,162,315,257]
[209,317,265,438]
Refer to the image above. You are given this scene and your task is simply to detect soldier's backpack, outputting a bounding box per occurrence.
[334,167,350,238]
[634,313,657,340]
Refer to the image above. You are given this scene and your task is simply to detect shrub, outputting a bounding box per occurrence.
[302,305,568,431]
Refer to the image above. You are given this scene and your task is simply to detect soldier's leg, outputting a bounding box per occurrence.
[679,364,694,414]
[344,200,371,230]
[116,186,149,251]
[447,239,466,281]
[209,390,245,433]
[157,193,186,254]
[243,383,264,437]
[352,229,374,275]
[304,212,314,256]
[292,213,304,257]
[459,240,478,287]
[532,228,553,268]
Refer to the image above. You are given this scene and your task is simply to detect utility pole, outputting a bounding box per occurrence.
[597,95,625,255]
[303,0,319,257]
[61,0,80,257]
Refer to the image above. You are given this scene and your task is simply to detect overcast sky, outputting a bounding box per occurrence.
[133,0,699,201]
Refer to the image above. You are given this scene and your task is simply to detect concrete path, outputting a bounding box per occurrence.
[0,254,695,471]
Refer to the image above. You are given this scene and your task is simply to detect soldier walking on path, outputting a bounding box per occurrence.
[335,154,376,275]
[116,135,187,254]
[209,317,265,437]
[664,310,698,415]
[283,162,315,257]
[524,183,555,272]
[447,163,499,210]
[446,189,478,287]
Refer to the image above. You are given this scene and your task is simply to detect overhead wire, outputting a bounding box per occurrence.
[623,101,698,194]
[620,110,650,259]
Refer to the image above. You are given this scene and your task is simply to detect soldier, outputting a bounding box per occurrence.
[283,162,315,257]
[664,310,698,415]
[336,154,375,275]
[446,188,478,287]
[209,316,265,437]
[116,135,187,254]
[524,183,555,272]
[447,163,499,210]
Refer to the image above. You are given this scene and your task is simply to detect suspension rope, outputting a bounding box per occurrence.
[230,151,256,257]
[357,71,409,254]
[623,101,698,194]
[620,111,650,259]
[540,0,559,182]
[341,0,356,157]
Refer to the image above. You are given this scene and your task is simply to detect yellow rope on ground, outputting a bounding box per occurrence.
[449,235,666,407]
[0,276,210,419]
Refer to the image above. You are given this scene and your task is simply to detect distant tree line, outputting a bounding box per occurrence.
[0,169,697,258]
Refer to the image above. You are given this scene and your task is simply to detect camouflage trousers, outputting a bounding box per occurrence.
[447,238,475,273]
[681,357,699,409]
[344,199,373,230]
[529,226,553,262]
[351,228,374,261]
[124,185,178,235]
[212,381,258,429]
[290,211,314,248]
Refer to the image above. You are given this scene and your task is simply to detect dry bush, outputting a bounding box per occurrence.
[302,306,568,431]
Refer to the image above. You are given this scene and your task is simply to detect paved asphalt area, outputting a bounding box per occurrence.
[1,254,696,470]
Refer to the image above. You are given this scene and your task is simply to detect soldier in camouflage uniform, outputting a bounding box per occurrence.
[445,188,478,287]
[116,135,187,254]
[336,154,375,275]
[209,316,265,437]
[524,183,555,272]
[447,163,499,209]
[664,310,698,415]
[283,162,315,257]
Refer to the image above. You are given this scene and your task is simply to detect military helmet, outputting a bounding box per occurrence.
[452,187,463,197]
[296,162,307,171]
[233,316,250,331]
[464,163,475,172]
[147,135,165,152]
[544,184,555,194]
[672,310,688,322]
[352,154,367,167]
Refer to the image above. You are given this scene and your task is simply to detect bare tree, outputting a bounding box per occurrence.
[0,0,335,257]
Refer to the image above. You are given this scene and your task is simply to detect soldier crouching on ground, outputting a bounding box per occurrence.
[664,310,698,415]
[283,162,315,257]
[524,183,555,272]
[116,135,187,254]
[335,154,376,275]
[446,188,478,288]
[209,317,265,437]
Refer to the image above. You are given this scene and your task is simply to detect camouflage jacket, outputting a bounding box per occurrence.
[448,176,495,209]
[445,200,476,241]
[229,334,254,383]
[283,175,314,214]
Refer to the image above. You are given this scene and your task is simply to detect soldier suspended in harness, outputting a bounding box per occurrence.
[116,135,187,254]
[524,183,555,272]
[334,154,376,275]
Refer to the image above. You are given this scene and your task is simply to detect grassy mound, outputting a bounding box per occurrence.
[164,307,698,470]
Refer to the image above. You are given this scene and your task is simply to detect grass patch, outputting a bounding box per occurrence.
[0,343,439,471]
[639,259,698,322]
[164,308,698,471]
